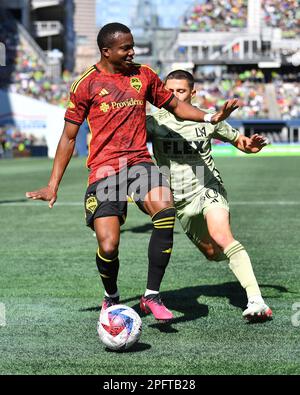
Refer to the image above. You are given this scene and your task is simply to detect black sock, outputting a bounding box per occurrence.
[96,249,119,295]
[147,207,175,291]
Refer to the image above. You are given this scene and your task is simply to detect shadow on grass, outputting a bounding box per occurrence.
[80,282,288,328]
[0,198,28,204]
[105,342,151,353]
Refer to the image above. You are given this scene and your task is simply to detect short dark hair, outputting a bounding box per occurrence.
[97,22,131,50]
[165,70,194,89]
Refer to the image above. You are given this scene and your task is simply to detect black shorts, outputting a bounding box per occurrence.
[84,162,170,229]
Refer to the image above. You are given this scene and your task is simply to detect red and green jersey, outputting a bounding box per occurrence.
[64,64,173,185]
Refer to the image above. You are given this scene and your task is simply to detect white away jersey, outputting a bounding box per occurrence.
[146,107,239,201]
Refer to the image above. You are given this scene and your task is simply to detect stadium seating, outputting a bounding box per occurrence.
[0,125,47,159]
[0,10,72,107]
[193,69,268,119]
[1,2,300,120]
[181,0,248,32]
[275,80,300,120]
[262,0,300,39]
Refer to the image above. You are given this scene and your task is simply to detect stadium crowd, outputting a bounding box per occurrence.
[181,0,300,37]
[181,0,247,32]
[8,47,72,108]
[274,80,300,119]
[0,125,46,158]
[262,0,300,38]
[0,13,72,107]
[193,69,268,119]
[1,3,300,120]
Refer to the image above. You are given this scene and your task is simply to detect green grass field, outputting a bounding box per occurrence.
[0,157,299,375]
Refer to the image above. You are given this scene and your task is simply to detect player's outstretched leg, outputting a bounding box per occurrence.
[140,206,175,321]
[206,207,272,322]
[224,241,273,321]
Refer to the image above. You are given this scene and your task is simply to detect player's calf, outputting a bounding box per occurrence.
[198,241,227,262]
[147,207,175,291]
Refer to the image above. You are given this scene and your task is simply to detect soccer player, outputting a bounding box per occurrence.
[146,69,272,321]
[26,23,239,322]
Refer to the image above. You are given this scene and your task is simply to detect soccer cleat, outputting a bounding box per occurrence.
[101,295,120,312]
[242,300,273,321]
[140,294,173,321]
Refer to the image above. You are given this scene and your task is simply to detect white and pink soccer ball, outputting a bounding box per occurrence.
[97,304,142,351]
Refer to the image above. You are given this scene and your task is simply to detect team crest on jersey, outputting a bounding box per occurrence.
[195,127,206,137]
[86,196,98,214]
[130,77,142,92]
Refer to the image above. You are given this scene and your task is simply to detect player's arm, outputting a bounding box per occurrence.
[232,133,268,154]
[164,96,239,124]
[26,121,80,208]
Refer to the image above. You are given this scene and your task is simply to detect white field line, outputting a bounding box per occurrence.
[0,201,299,207]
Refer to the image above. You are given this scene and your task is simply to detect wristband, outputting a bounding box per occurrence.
[204,113,213,123]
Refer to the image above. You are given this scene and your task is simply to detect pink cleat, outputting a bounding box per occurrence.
[101,295,120,313]
[140,294,173,322]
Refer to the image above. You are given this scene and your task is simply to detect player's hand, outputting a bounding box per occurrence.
[26,186,57,208]
[211,99,240,124]
[245,134,268,153]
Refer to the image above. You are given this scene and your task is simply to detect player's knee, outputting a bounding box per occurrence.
[99,238,119,258]
[209,231,231,249]
[200,244,226,262]
[200,241,215,260]
[202,247,218,261]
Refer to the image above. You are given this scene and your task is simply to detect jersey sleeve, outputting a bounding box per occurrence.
[144,66,174,108]
[212,121,240,143]
[64,80,90,126]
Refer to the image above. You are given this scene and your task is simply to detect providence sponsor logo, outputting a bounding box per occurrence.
[100,98,144,112]
[111,98,144,109]
[0,42,6,66]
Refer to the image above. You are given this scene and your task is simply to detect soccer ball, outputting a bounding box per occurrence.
[97,304,142,351]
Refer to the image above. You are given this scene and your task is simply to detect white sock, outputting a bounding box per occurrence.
[144,289,159,297]
[248,295,264,304]
[224,240,261,298]
[105,290,119,298]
